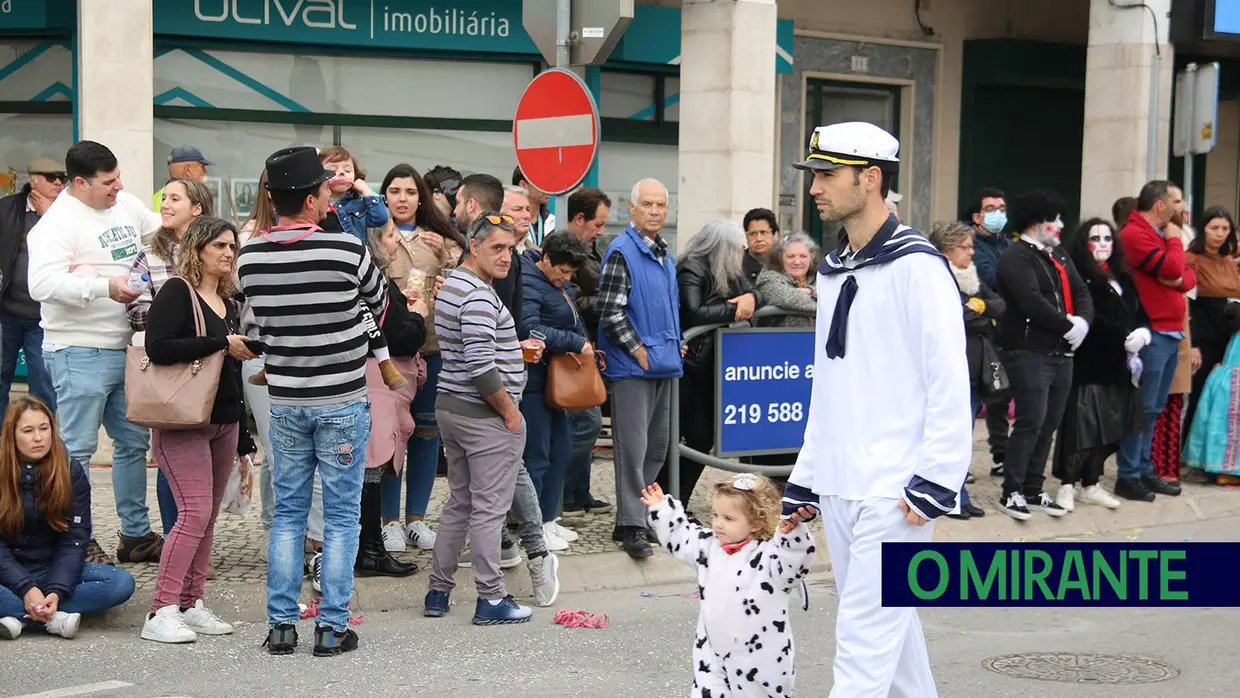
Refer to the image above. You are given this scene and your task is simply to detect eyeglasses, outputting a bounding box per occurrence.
[32,172,66,183]
[485,214,516,226]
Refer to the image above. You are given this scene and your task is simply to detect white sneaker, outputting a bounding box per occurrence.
[0,616,21,640]
[1056,484,1076,512]
[382,521,407,553]
[552,519,579,542]
[141,605,197,644]
[45,611,80,639]
[542,522,570,552]
[310,552,323,593]
[181,600,234,635]
[1080,485,1122,509]
[405,521,438,550]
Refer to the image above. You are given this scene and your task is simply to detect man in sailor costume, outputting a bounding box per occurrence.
[782,122,972,697]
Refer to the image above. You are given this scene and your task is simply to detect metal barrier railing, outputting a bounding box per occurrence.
[667,305,815,498]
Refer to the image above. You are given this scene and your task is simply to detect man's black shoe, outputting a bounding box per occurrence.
[263,623,298,656]
[1142,473,1181,496]
[1115,477,1155,502]
[313,625,359,657]
[623,528,652,559]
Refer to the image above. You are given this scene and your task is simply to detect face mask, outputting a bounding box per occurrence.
[982,210,1007,233]
[1030,216,1064,247]
[1087,224,1114,263]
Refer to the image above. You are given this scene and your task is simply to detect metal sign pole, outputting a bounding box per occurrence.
[553,0,572,231]
[1184,63,1198,217]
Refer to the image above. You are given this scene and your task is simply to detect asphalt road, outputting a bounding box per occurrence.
[3,517,1239,698]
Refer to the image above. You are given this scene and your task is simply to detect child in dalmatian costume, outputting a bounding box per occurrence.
[643,473,819,698]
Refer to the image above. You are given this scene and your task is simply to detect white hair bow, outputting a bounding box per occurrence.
[732,473,758,491]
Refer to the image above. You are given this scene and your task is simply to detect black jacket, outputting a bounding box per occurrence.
[0,185,32,296]
[0,458,91,601]
[963,282,1005,389]
[1073,270,1149,388]
[742,251,765,284]
[996,240,1095,355]
[677,257,761,375]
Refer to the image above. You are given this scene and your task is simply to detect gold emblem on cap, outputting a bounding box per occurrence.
[810,130,820,151]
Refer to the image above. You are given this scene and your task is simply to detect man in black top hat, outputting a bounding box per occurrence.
[237,146,390,658]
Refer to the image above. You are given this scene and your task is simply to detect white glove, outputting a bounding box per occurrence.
[1124,327,1152,354]
[1063,315,1089,350]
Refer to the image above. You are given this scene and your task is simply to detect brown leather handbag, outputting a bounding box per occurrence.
[125,277,226,430]
[545,288,607,410]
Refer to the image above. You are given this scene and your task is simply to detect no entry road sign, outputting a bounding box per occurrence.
[513,68,600,196]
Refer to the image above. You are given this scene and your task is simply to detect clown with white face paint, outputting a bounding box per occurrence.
[1047,217,1148,512]
[782,122,972,697]
[993,190,1096,522]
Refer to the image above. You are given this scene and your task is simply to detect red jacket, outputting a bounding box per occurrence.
[1119,211,1195,332]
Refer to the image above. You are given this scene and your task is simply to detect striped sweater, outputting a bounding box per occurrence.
[434,267,526,416]
[236,225,388,406]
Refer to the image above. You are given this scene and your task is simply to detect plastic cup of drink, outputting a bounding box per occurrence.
[523,331,547,362]
[406,269,427,295]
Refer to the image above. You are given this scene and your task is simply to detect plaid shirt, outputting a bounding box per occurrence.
[126,244,178,331]
[597,231,670,355]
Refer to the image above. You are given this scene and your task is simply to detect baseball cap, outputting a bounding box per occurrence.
[168,146,214,166]
[792,122,900,173]
[27,157,65,174]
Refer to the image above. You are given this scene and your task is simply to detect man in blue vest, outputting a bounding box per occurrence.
[597,178,682,559]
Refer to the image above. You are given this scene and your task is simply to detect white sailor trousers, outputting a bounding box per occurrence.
[821,495,938,698]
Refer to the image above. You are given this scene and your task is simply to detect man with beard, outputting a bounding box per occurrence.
[780,122,971,696]
[1115,181,1194,501]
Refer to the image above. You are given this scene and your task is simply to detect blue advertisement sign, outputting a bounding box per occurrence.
[714,327,815,457]
[0,0,73,32]
[1216,0,1240,35]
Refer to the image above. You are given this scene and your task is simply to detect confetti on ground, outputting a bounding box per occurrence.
[554,609,610,629]
[640,588,699,600]
[298,598,364,625]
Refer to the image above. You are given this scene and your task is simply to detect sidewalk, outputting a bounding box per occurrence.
[78,421,1240,628]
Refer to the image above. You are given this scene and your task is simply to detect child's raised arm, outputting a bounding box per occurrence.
[643,484,713,569]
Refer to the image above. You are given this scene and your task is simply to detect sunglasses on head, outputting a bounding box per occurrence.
[485,214,516,226]
[33,172,66,183]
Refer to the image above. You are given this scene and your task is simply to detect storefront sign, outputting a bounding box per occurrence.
[0,0,73,31]
[714,327,815,457]
[156,1,794,72]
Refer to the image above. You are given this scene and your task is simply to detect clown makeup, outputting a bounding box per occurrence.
[1087,224,1114,263]
[1030,216,1064,247]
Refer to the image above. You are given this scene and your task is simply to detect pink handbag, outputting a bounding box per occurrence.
[124,278,225,430]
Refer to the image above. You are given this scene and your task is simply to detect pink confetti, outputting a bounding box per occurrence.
[298,598,363,625]
[553,609,609,629]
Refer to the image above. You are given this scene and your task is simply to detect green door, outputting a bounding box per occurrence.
[802,79,902,248]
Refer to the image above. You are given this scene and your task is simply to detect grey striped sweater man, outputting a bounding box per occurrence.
[236,229,388,405]
[434,268,527,414]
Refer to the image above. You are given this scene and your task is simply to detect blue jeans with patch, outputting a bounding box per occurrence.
[265,399,370,632]
[45,347,152,538]
[1117,332,1181,480]
[0,313,55,413]
[564,406,602,510]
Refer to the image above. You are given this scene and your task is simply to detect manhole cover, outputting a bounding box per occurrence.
[982,653,1180,684]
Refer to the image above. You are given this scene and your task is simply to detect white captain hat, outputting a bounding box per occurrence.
[792,122,900,173]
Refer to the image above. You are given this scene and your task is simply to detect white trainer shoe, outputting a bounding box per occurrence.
[528,553,560,607]
[382,521,407,553]
[405,521,438,550]
[1080,485,1122,509]
[0,616,21,640]
[542,522,570,552]
[181,600,234,635]
[1056,484,1076,512]
[310,552,323,593]
[141,605,197,644]
[46,611,80,639]
[552,519,579,542]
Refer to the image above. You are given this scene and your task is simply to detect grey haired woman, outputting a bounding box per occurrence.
[755,232,819,328]
[667,220,762,507]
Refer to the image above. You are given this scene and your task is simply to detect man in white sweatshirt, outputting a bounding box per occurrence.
[27,140,164,564]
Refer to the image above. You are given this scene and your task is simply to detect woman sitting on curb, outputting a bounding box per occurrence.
[0,397,136,639]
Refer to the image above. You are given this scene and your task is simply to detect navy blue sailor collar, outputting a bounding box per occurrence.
[818,213,946,359]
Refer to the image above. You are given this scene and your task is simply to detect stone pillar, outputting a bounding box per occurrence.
[1080,0,1173,218]
[677,0,777,251]
[76,0,155,201]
